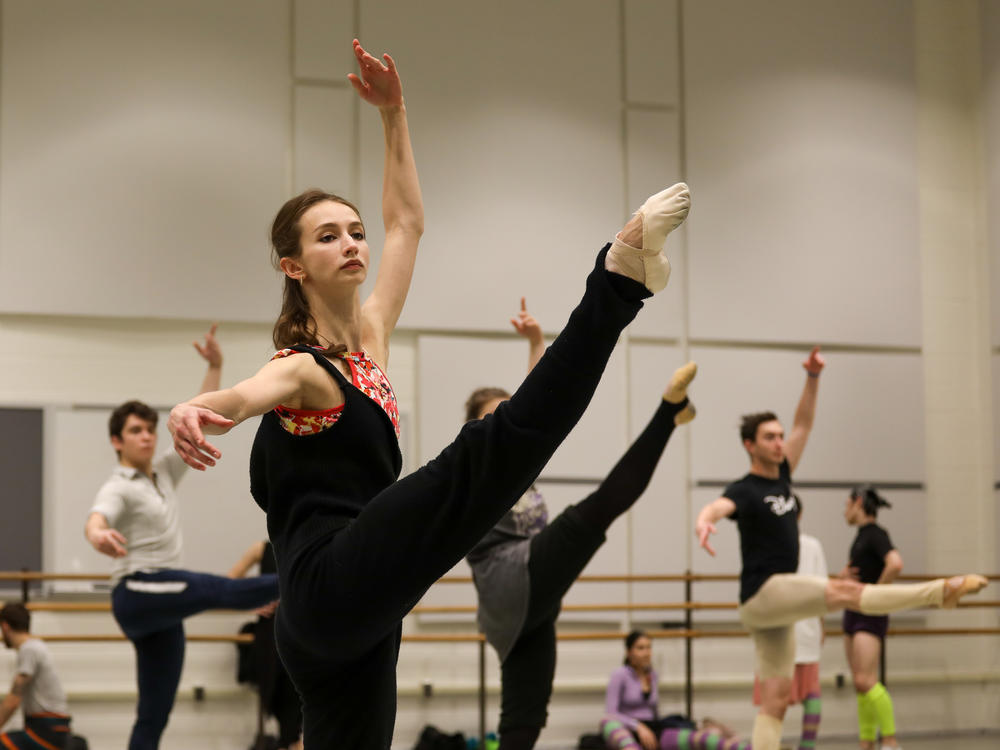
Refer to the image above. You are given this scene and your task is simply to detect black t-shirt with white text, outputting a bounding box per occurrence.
[849,523,894,584]
[723,459,798,603]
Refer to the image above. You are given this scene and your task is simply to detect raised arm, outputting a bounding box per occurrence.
[168,354,312,470]
[695,497,737,556]
[350,40,424,364]
[510,297,545,374]
[784,346,824,473]
[193,323,223,394]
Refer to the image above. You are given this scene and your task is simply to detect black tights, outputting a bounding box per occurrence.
[497,397,687,750]
[273,247,650,750]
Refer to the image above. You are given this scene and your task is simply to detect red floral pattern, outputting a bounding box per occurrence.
[271,347,400,438]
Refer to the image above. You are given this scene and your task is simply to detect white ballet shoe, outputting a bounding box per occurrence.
[942,574,988,608]
[607,182,690,293]
[664,361,698,425]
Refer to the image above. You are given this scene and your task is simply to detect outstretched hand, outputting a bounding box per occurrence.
[168,403,234,471]
[193,323,222,368]
[91,528,128,559]
[347,39,403,108]
[696,521,718,556]
[803,346,825,376]
[510,297,543,345]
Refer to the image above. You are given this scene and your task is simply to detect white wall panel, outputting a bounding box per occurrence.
[627,344,690,610]
[688,347,925,483]
[358,0,623,333]
[294,0,354,80]
[684,0,921,346]
[0,0,289,322]
[417,334,627,480]
[293,85,356,194]
[994,353,1000,480]
[984,0,1000,346]
[624,0,680,106]
[626,109,686,339]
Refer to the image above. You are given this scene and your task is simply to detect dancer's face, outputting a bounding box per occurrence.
[745,419,785,466]
[626,636,652,671]
[844,495,864,525]
[285,201,369,290]
[111,414,157,467]
[476,397,506,420]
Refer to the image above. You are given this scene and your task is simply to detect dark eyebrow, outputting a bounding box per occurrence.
[314,221,364,235]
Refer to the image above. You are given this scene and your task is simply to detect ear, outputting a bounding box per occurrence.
[110,434,124,452]
[279,256,305,282]
[742,438,754,454]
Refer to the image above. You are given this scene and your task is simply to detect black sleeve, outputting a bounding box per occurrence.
[872,526,895,558]
[722,481,744,519]
[779,459,791,482]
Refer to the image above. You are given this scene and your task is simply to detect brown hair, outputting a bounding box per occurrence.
[739,411,779,444]
[270,189,364,352]
[464,387,511,422]
[109,401,158,458]
[0,602,30,633]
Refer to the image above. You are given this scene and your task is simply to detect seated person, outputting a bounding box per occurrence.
[601,630,748,750]
[0,602,72,749]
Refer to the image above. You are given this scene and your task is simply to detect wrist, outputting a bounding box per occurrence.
[379,101,406,117]
[806,371,820,378]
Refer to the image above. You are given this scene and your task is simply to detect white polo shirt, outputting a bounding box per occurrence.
[90,452,187,585]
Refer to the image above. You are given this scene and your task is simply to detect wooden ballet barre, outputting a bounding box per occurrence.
[412,601,739,614]
[32,633,254,643]
[24,602,269,614]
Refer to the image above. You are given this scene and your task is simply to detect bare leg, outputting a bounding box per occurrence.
[844,635,876,750]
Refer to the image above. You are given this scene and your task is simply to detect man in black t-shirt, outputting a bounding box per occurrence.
[693,348,987,750]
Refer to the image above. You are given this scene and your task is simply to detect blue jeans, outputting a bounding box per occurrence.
[112,568,279,750]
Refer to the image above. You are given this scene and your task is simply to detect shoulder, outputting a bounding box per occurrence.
[780,459,792,481]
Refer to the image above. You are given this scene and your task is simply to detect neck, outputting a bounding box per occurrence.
[8,631,29,649]
[120,456,153,476]
[749,458,780,479]
[307,286,364,352]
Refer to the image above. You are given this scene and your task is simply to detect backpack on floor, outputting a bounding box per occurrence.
[67,736,89,750]
[413,724,466,750]
[578,733,605,750]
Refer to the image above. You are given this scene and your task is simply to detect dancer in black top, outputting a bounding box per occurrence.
[168,39,691,749]
[694,350,987,750]
[840,485,903,750]
[465,299,697,750]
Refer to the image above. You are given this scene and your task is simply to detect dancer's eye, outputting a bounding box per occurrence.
[320,234,335,243]
[351,231,365,240]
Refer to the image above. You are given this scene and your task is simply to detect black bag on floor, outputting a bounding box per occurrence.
[578,733,605,749]
[413,724,466,750]
[67,736,89,750]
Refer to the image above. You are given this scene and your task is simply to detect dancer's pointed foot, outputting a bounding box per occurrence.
[606,182,690,293]
[942,574,988,608]
[663,361,697,424]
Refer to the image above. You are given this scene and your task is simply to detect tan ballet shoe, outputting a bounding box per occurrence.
[606,182,690,293]
[664,361,697,424]
[942,574,988,608]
